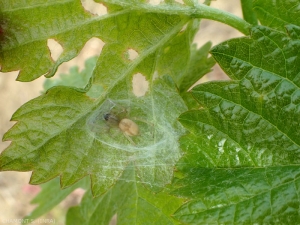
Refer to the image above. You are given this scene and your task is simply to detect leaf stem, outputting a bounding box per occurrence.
[191,3,252,35]
[101,1,252,35]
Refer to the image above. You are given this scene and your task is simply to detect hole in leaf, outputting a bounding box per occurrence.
[152,71,159,80]
[132,73,149,97]
[148,0,162,5]
[109,214,117,225]
[55,37,104,75]
[47,39,63,61]
[127,49,139,61]
[180,24,188,32]
[81,0,107,16]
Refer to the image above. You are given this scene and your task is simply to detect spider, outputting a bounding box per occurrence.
[103,112,139,145]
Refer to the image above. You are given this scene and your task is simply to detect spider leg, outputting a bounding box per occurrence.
[124,133,136,145]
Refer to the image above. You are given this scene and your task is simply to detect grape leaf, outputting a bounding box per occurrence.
[66,166,184,225]
[0,1,250,223]
[153,19,215,90]
[173,25,300,224]
[172,166,300,224]
[240,0,258,26]
[179,42,215,110]
[43,56,97,91]
[0,2,201,197]
[0,0,94,81]
[0,0,185,81]
[253,0,300,31]
[24,177,89,221]
[286,24,300,40]
[42,56,103,98]
[0,0,250,81]
[0,75,187,196]
[178,41,215,93]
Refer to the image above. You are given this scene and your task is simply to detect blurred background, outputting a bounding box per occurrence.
[0,0,242,224]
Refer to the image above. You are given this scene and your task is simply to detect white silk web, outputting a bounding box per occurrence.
[85,98,184,189]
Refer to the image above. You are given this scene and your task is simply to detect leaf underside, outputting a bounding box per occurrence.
[1,0,300,224]
[0,1,215,224]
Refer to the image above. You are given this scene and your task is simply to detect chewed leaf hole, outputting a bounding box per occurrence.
[148,0,162,5]
[127,49,139,61]
[180,24,188,32]
[56,37,104,75]
[47,39,63,61]
[152,71,159,81]
[81,0,107,16]
[132,73,149,97]
[175,0,184,4]
[109,214,117,225]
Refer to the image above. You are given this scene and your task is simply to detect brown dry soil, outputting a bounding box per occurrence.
[0,1,242,224]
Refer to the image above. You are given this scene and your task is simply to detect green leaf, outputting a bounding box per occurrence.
[66,166,184,225]
[0,11,189,194]
[0,1,185,81]
[0,1,255,223]
[240,0,258,25]
[42,56,102,98]
[253,0,300,31]
[174,25,300,223]
[24,177,89,222]
[0,0,250,81]
[1,77,186,196]
[0,0,93,81]
[286,24,300,40]
[178,42,215,93]
[43,56,97,91]
[172,166,300,224]
[0,0,193,197]
[155,19,201,87]
[99,1,251,34]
